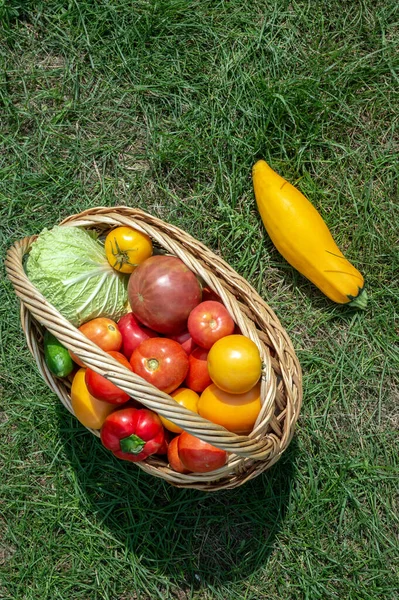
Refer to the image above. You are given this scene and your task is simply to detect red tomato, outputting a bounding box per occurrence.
[185,347,212,393]
[85,351,133,405]
[169,329,195,355]
[178,432,228,473]
[130,338,189,394]
[167,435,191,473]
[117,312,158,360]
[128,255,202,334]
[69,317,122,367]
[187,301,235,349]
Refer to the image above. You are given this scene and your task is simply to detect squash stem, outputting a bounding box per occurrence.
[349,288,368,310]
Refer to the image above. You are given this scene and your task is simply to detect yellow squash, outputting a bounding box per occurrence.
[252,159,367,308]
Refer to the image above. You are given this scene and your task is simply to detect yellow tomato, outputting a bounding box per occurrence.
[198,383,261,435]
[159,387,199,434]
[207,334,262,394]
[105,226,153,273]
[71,368,114,429]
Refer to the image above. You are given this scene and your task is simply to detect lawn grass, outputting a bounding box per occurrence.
[1,1,398,598]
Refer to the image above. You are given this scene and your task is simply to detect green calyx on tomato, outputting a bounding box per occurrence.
[130,338,189,395]
[146,358,159,371]
[104,226,153,274]
[108,237,139,270]
[119,433,146,454]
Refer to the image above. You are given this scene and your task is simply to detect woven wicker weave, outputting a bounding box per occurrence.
[5,206,302,491]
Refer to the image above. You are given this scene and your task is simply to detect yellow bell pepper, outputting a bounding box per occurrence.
[71,368,115,429]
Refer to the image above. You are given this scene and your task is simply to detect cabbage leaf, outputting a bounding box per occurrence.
[26,226,129,326]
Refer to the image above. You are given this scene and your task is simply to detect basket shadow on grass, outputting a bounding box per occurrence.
[57,405,297,586]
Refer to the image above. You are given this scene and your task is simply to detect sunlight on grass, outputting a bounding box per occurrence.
[1,1,398,599]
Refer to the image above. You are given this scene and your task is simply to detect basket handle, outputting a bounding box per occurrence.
[5,235,274,460]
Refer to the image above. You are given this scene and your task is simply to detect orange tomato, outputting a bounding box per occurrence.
[159,387,199,434]
[207,334,262,394]
[105,226,153,274]
[71,368,115,429]
[198,383,261,435]
[69,317,122,367]
[167,436,191,473]
[178,432,227,473]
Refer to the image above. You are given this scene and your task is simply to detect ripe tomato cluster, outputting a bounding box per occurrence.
[66,239,264,474]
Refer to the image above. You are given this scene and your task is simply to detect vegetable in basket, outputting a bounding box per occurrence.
[104,226,153,274]
[207,334,262,394]
[158,387,199,434]
[85,350,133,405]
[198,382,261,435]
[26,226,129,327]
[100,407,165,462]
[176,432,228,473]
[252,159,367,308]
[69,317,123,367]
[128,255,202,334]
[71,368,115,429]
[44,330,74,377]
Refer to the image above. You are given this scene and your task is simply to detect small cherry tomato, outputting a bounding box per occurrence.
[178,432,227,473]
[130,338,189,394]
[198,382,261,435]
[187,301,235,349]
[159,387,199,434]
[69,317,122,367]
[85,350,133,404]
[167,435,191,473]
[207,334,262,394]
[185,347,212,393]
[105,226,153,274]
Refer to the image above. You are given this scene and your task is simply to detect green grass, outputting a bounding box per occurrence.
[1,0,398,598]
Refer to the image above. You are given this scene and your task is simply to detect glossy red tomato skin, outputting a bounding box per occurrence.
[85,351,133,405]
[130,338,189,394]
[167,435,191,473]
[169,330,196,355]
[178,432,227,473]
[187,301,235,349]
[117,312,158,360]
[185,347,212,393]
[128,255,202,334]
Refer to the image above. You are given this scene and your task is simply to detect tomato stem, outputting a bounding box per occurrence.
[147,358,159,371]
[110,237,139,269]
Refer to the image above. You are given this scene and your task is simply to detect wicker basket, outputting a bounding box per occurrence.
[5,206,302,491]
